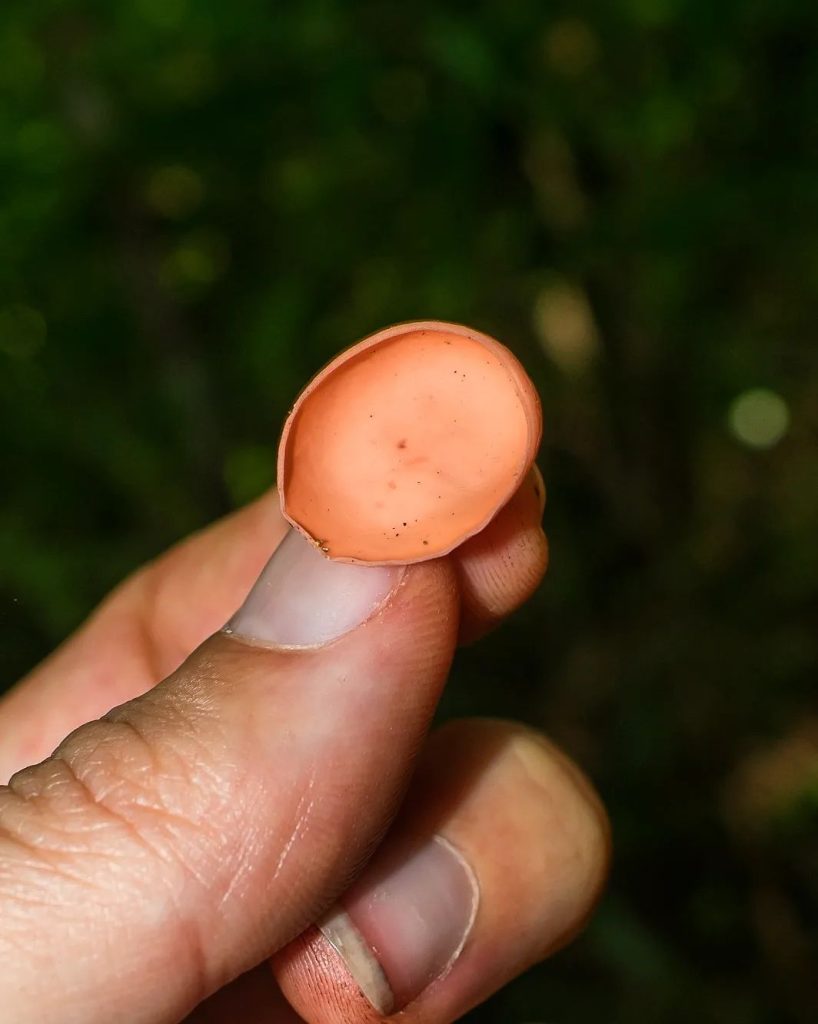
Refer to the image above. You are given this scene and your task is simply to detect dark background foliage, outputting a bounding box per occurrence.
[2,1,818,1021]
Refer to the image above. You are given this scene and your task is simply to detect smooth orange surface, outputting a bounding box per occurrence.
[278,321,541,564]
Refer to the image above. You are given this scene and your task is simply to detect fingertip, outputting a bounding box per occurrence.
[272,717,610,1024]
[274,928,383,1024]
[454,469,548,644]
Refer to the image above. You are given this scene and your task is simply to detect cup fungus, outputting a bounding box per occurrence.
[278,320,542,565]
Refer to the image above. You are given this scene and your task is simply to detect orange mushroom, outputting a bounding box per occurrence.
[278,320,542,565]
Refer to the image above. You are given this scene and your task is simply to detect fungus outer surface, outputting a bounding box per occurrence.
[278,321,541,564]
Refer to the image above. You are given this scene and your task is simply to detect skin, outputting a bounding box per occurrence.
[0,478,610,1024]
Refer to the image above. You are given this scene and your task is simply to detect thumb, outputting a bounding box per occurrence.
[0,530,458,1024]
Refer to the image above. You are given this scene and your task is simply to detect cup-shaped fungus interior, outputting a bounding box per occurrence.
[279,324,539,564]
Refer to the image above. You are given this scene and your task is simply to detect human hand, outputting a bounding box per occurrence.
[0,477,609,1023]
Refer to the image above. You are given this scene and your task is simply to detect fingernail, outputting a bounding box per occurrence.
[225,529,404,648]
[318,836,479,1015]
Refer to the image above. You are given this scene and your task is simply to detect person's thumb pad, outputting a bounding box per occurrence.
[0,533,458,1024]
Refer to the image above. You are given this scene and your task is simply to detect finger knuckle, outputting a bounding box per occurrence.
[0,706,233,909]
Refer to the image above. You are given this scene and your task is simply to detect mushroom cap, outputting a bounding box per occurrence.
[278,320,542,564]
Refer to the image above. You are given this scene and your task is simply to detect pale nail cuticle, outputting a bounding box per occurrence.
[224,529,404,648]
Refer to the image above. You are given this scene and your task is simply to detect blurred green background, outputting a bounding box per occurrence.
[2,1,818,1021]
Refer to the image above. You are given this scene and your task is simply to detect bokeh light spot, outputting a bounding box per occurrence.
[534,279,600,374]
[728,388,790,449]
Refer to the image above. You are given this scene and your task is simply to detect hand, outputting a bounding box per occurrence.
[0,476,609,1024]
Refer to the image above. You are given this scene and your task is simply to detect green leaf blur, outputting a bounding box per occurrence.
[2,2,817,1021]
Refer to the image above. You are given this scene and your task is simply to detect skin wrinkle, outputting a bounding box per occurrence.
[215,816,270,913]
[4,762,126,853]
[0,885,71,915]
[0,827,98,894]
[40,753,179,872]
[110,708,204,796]
[272,771,318,884]
[216,768,320,916]
[3,765,149,863]
[0,765,189,993]
[50,715,242,914]
[105,684,246,849]
[1,779,126,873]
[3,740,226,1016]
